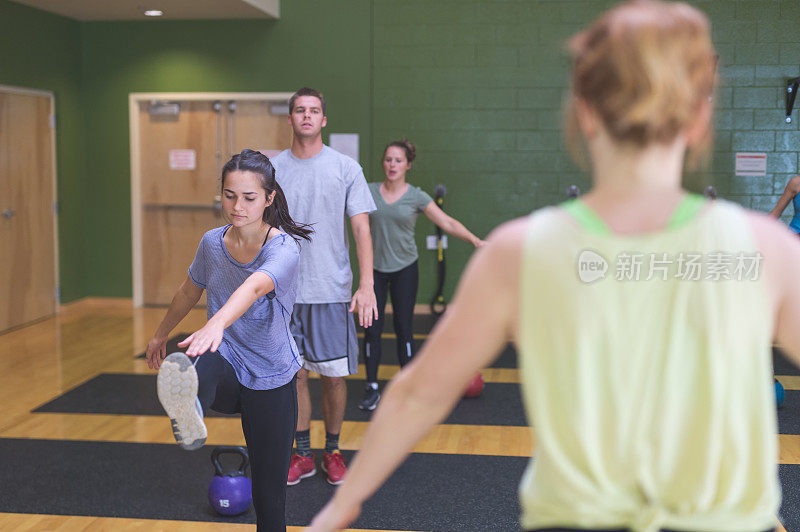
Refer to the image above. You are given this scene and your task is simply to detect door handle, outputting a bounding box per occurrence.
[2,208,14,219]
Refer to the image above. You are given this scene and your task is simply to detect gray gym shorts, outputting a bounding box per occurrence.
[290,303,359,377]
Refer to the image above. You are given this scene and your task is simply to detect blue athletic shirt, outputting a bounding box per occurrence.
[790,193,800,233]
[188,226,303,389]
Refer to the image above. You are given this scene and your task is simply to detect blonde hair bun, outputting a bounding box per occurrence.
[567,0,716,150]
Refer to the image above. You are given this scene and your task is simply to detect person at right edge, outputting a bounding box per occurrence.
[769,175,800,236]
[307,1,800,531]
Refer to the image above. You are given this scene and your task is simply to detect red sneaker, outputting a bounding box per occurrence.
[322,451,347,485]
[287,453,316,486]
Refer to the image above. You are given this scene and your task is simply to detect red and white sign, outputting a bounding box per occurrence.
[735,152,767,177]
[169,149,196,170]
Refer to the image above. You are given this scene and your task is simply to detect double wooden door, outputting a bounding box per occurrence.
[136,98,293,305]
[0,88,57,332]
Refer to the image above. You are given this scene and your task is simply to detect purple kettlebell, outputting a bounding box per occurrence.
[208,446,252,516]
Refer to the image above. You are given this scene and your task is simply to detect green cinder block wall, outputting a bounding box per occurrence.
[0,0,84,302]
[372,0,800,302]
[2,0,799,303]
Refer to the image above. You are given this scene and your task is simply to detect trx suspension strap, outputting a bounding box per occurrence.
[430,184,447,316]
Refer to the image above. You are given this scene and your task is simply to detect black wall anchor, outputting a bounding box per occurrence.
[786,77,799,124]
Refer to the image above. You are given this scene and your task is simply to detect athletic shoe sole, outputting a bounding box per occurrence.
[157,352,207,451]
[286,466,317,486]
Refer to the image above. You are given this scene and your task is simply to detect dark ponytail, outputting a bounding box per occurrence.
[221,149,313,242]
[263,184,313,242]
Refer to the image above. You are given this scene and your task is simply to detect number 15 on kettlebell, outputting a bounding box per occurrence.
[208,446,252,516]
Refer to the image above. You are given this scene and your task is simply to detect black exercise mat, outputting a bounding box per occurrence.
[30,373,238,418]
[317,379,527,427]
[772,346,800,436]
[494,344,519,368]
[780,464,800,531]
[34,373,528,427]
[358,339,518,369]
[777,389,800,435]
[138,334,520,369]
[0,438,523,531]
[774,346,799,376]
[378,312,440,334]
[135,334,191,359]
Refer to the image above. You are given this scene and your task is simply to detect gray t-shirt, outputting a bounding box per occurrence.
[368,182,434,273]
[188,226,303,390]
[272,146,376,303]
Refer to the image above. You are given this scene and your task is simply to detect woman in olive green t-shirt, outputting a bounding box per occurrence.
[359,138,485,411]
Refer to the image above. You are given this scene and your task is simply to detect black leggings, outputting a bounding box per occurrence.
[195,352,297,532]
[363,260,419,382]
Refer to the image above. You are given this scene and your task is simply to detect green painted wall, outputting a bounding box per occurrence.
[79,0,372,297]
[372,0,800,302]
[3,0,800,303]
[0,0,84,302]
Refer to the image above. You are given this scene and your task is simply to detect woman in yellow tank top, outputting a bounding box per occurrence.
[307,1,800,531]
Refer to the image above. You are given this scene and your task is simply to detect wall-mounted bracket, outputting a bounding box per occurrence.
[785,76,799,124]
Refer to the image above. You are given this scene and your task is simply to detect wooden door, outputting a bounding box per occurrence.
[230,100,293,157]
[0,90,56,331]
[140,101,222,305]
[139,99,292,306]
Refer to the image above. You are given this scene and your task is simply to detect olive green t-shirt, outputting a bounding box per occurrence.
[368,182,434,273]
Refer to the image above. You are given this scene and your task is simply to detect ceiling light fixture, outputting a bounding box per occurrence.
[143,9,163,17]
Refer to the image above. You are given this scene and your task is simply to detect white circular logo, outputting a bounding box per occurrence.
[577,249,608,283]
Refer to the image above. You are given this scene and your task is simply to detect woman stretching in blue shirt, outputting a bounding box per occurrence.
[145,149,312,532]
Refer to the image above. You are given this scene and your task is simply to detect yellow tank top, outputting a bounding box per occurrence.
[518,197,779,532]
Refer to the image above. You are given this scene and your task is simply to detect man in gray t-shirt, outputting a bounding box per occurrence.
[271,87,377,486]
[274,145,375,304]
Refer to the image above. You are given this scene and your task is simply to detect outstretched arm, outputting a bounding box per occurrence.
[751,212,800,366]
[146,276,204,369]
[769,176,800,219]
[349,212,379,327]
[775,247,800,367]
[178,272,275,357]
[307,217,526,532]
[423,201,486,247]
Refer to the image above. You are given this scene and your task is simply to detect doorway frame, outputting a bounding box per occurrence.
[129,91,294,307]
[0,84,60,319]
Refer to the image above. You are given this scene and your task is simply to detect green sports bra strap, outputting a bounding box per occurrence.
[561,199,612,235]
[667,193,706,230]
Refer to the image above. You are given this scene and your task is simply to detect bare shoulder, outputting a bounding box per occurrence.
[484,207,569,252]
[469,217,530,290]
[481,217,529,263]
[746,210,798,249]
[486,216,529,245]
[746,210,800,292]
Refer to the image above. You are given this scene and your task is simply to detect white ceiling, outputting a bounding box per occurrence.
[8,0,280,21]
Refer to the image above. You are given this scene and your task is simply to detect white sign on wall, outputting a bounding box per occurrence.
[426,235,448,250]
[735,152,767,177]
[169,149,196,170]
